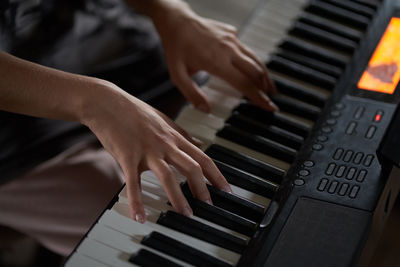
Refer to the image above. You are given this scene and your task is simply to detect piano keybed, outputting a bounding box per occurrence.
[66,0,386,266]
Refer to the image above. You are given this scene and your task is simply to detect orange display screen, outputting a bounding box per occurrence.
[358,17,400,94]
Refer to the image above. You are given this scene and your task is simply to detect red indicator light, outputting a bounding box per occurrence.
[375,114,382,122]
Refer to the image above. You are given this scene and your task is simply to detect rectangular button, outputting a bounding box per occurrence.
[328,181,339,193]
[333,148,344,160]
[335,165,346,177]
[318,178,329,191]
[338,183,349,196]
[325,163,336,175]
[363,154,374,167]
[353,106,365,119]
[349,185,360,198]
[356,170,367,182]
[346,167,356,180]
[365,126,377,139]
[345,121,357,135]
[343,150,354,162]
[353,152,364,164]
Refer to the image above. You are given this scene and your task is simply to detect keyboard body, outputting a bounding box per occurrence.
[65,0,400,266]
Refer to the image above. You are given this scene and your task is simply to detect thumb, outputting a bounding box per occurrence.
[171,62,211,113]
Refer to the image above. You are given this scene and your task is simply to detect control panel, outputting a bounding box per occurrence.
[293,95,396,210]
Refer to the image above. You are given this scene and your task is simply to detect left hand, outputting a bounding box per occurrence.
[151,1,278,113]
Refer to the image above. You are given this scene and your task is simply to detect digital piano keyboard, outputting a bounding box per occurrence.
[65,0,400,266]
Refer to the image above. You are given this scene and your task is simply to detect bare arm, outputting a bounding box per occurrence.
[0,51,231,222]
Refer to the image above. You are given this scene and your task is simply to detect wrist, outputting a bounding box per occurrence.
[149,0,196,36]
[78,77,124,128]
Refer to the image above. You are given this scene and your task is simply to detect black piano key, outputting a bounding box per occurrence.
[129,248,181,267]
[320,0,376,18]
[306,0,370,29]
[205,144,285,184]
[182,182,265,222]
[280,38,348,69]
[213,159,277,198]
[182,194,258,236]
[226,112,304,150]
[298,13,362,42]
[272,74,327,107]
[275,49,342,79]
[270,94,322,121]
[217,124,297,163]
[290,21,357,54]
[349,0,379,10]
[234,102,310,138]
[141,231,232,267]
[267,55,337,90]
[157,210,247,254]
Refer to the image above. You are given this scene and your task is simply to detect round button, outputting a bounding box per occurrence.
[322,127,333,133]
[330,110,341,117]
[303,160,315,167]
[326,118,337,125]
[298,169,310,176]
[335,103,345,110]
[312,143,323,151]
[294,179,305,186]
[317,135,328,142]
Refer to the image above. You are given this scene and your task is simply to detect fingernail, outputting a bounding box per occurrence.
[270,101,279,112]
[223,186,233,194]
[191,136,203,146]
[135,213,145,224]
[183,206,193,217]
[197,103,210,113]
[205,198,213,205]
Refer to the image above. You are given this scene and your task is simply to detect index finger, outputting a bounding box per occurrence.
[237,42,277,94]
[179,139,232,193]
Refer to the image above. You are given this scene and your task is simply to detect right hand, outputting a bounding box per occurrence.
[82,80,232,223]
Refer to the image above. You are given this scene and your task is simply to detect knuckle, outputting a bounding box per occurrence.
[224,33,237,42]
[227,25,238,35]
[187,160,202,175]
[160,166,174,182]
[198,153,213,167]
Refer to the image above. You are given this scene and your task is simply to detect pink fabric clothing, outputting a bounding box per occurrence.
[0,141,124,256]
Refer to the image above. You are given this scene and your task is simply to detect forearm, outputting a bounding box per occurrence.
[0,51,119,124]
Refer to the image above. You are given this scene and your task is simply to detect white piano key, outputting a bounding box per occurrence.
[88,223,191,266]
[176,118,216,146]
[203,86,242,118]
[77,238,135,267]
[177,105,225,130]
[104,206,241,265]
[207,77,243,99]
[66,252,110,267]
[117,189,251,242]
[140,169,271,209]
[119,169,267,240]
